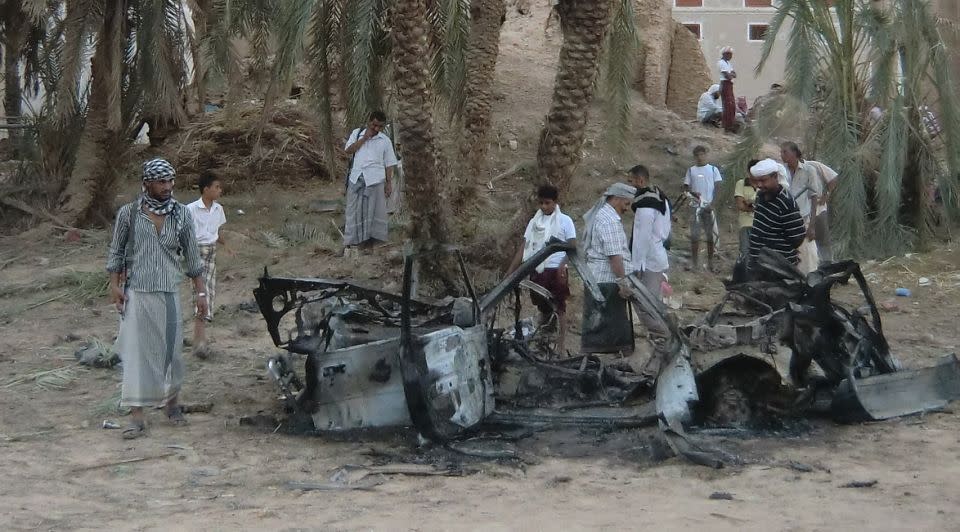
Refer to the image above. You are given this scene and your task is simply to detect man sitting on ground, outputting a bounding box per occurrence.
[748,158,806,276]
[506,184,577,353]
[697,84,723,127]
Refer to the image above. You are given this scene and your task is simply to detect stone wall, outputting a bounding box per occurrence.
[665,21,713,119]
[633,0,712,119]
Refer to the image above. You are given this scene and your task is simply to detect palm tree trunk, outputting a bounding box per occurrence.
[58,1,127,226]
[187,0,211,116]
[390,0,451,248]
[2,6,26,148]
[459,0,506,181]
[536,0,614,194]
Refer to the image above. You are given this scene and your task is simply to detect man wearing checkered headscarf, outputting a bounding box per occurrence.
[141,158,178,215]
[104,158,207,439]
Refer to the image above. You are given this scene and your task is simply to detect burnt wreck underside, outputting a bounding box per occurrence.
[253,245,960,466]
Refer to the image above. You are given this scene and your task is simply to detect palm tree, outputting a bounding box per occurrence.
[458,0,504,181]
[451,0,504,209]
[536,0,613,194]
[51,0,190,225]
[391,0,451,252]
[0,0,48,149]
[729,0,960,257]
[536,0,638,194]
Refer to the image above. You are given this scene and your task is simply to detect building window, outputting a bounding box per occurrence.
[744,0,772,7]
[675,0,703,7]
[683,23,702,40]
[748,23,769,42]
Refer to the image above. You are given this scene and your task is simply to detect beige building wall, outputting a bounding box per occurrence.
[673,0,790,102]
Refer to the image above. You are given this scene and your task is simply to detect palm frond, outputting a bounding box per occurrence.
[260,0,314,127]
[599,0,640,155]
[4,364,82,390]
[259,230,287,248]
[305,0,339,171]
[55,0,103,122]
[873,94,911,255]
[135,0,188,127]
[343,0,383,126]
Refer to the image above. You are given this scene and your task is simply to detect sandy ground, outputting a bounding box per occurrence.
[4,3,960,530]
[2,180,960,531]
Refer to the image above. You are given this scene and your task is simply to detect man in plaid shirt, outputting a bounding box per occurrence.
[581,182,637,353]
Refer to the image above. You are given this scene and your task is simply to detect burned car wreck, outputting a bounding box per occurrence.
[253,244,960,465]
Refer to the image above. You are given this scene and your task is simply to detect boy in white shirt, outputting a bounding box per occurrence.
[506,184,577,353]
[186,173,229,358]
[682,145,723,272]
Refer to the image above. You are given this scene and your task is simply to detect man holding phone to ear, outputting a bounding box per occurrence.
[342,110,399,255]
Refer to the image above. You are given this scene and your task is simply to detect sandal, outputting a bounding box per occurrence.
[122,421,146,440]
[166,405,188,426]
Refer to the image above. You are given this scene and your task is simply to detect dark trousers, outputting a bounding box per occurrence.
[720,80,736,131]
[581,283,634,354]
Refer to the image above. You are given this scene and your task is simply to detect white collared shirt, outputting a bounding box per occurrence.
[784,161,823,221]
[345,129,399,186]
[186,198,226,245]
[632,203,671,274]
[718,59,734,83]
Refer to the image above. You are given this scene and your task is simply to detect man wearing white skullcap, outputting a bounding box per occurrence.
[106,158,206,439]
[718,47,737,132]
[747,158,806,271]
[581,182,637,353]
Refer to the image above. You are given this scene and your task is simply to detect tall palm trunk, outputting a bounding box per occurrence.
[188,0,212,116]
[2,4,26,147]
[536,0,614,194]
[59,0,127,226]
[459,0,506,181]
[391,0,451,249]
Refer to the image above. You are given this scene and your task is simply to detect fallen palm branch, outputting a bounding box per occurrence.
[4,364,83,390]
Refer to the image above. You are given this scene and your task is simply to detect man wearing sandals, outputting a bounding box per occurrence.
[106,159,207,438]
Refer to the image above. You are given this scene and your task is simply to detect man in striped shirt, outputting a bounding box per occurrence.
[748,158,806,271]
[106,159,206,439]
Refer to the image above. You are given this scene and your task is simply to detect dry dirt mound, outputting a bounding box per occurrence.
[162,103,333,191]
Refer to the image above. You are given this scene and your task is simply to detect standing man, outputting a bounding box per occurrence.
[506,184,577,353]
[628,165,671,300]
[803,159,839,264]
[187,172,230,358]
[718,47,738,133]
[747,159,806,273]
[780,142,822,273]
[581,183,637,353]
[697,84,723,126]
[683,145,723,272]
[343,110,399,254]
[106,159,206,439]
[734,159,760,262]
